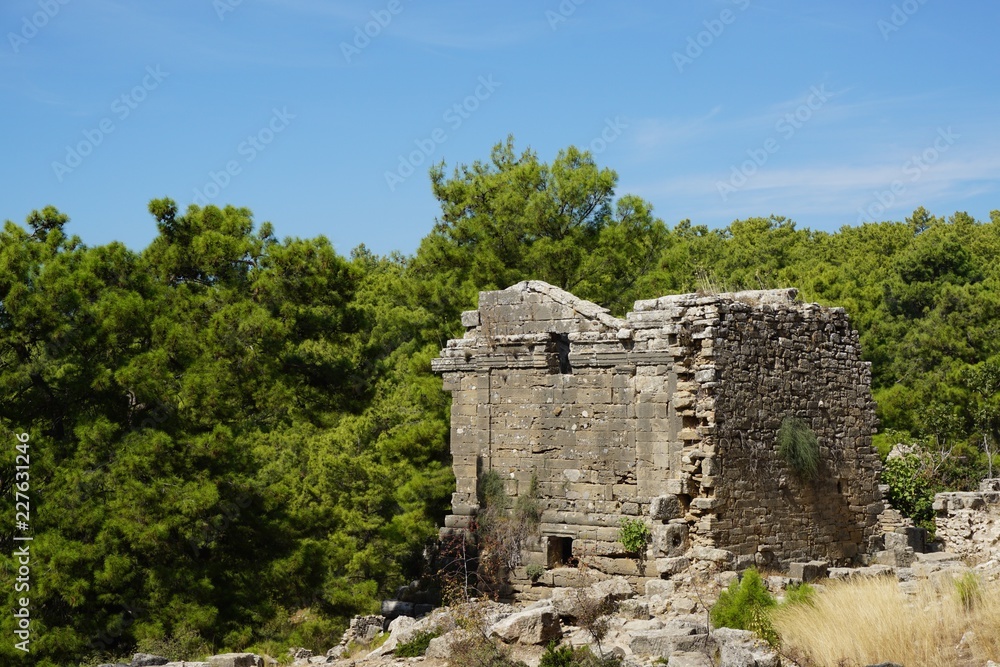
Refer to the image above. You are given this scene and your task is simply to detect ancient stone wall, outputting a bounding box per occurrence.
[432,281,883,590]
[934,479,1000,563]
[711,300,883,565]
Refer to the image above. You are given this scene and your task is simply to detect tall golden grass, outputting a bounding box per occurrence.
[772,573,1000,666]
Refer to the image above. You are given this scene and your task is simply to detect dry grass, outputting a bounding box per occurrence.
[772,574,1000,666]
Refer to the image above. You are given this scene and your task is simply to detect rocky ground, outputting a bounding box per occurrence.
[296,550,999,667]
[108,551,1000,667]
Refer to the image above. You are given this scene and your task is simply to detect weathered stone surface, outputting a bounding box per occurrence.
[650,495,682,520]
[132,655,169,667]
[873,548,915,568]
[653,523,689,557]
[490,606,562,645]
[788,560,827,582]
[207,654,264,667]
[688,547,733,564]
[424,629,473,660]
[667,652,714,667]
[461,310,480,327]
[590,576,633,601]
[713,628,780,666]
[645,579,677,597]
[656,556,691,576]
[828,565,894,580]
[628,626,707,657]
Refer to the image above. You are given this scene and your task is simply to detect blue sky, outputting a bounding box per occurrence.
[3,0,998,256]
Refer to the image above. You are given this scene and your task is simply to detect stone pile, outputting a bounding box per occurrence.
[99,652,271,667]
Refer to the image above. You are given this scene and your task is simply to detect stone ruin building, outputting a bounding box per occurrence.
[431,281,885,594]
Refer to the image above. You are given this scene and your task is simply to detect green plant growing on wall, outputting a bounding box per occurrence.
[778,416,821,480]
[618,517,650,566]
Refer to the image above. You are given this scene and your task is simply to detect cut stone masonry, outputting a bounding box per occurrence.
[432,281,884,591]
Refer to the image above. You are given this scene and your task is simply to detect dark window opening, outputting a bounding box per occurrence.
[555,333,572,374]
[546,536,574,568]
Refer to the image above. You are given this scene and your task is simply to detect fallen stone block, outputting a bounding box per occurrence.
[787,560,827,582]
[207,654,264,667]
[618,597,650,619]
[424,629,473,660]
[667,651,714,667]
[656,556,691,576]
[589,576,633,602]
[828,565,894,580]
[628,625,709,658]
[645,579,677,597]
[132,655,169,667]
[688,546,734,564]
[490,606,562,645]
[873,548,915,568]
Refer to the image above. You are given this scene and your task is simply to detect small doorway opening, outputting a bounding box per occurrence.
[546,536,574,568]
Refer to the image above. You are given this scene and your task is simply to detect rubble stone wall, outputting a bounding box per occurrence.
[432,281,883,589]
[711,301,883,565]
[934,480,1000,563]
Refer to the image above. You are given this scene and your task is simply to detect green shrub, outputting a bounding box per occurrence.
[396,630,439,657]
[526,564,545,582]
[783,582,816,607]
[539,642,577,667]
[881,453,936,530]
[711,568,779,646]
[539,642,619,667]
[617,518,650,555]
[778,416,820,479]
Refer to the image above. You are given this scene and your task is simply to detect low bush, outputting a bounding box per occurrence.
[396,630,439,657]
[539,642,620,667]
[710,568,778,646]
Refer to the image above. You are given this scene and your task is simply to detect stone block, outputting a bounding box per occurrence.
[788,560,828,582]
[490,606,562,645]
[628,627,703,658]
[666,652,713,667]
[461,310,480,327]
[207,655,264,667]
[652,522,688,557]
[873,548,915,568]
[688,546,733,564]
[655,556,690,576]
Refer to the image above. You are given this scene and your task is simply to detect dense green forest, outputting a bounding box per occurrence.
[2,138,999,665]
